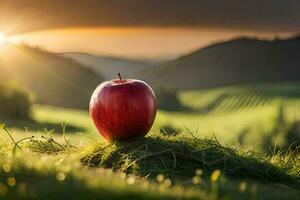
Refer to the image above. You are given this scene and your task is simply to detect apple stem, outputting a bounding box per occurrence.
[117,72,123,83]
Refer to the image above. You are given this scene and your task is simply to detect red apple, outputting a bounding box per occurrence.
[89,73,157,141]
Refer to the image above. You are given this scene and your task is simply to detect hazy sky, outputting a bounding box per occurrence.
[10,28,294,59]
[1,0,299,58]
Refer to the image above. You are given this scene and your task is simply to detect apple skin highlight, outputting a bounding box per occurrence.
[90,78,157,141]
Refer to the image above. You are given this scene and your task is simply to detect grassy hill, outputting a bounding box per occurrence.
[0,44,102,109]
[62,53,153,79]
[0,123,299,200]
[140,36,300,89]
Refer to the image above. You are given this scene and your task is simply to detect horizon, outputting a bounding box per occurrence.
[5,27,296,60]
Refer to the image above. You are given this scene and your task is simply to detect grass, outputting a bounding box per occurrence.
[0,147,201,200]
[80,132,300,187]
[0,125,299,200]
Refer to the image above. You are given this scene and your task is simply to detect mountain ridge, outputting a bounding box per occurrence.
[139,35,300,89]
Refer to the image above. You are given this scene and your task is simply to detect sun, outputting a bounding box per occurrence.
[0,33,7,45]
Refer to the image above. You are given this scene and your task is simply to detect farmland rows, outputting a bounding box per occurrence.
[180,82,300,114]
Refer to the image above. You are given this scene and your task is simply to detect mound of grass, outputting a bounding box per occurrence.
[80,132,300,189]
[0,125,201,200]
[0,143,299,200]
[0,125,299,199]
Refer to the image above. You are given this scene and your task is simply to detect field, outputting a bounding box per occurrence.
[0,82,300,199]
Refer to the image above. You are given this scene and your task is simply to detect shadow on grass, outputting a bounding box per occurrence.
[2,118,85,133]
[80,134,300,189]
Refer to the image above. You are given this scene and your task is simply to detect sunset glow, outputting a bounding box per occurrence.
[0,33,6,45]
[9,28,294,59]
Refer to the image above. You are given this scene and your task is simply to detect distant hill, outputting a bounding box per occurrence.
[139,36,300,89]
[0,44,102,109]
[61,53,154,79]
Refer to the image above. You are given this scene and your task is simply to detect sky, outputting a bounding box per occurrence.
[1,0,299,59]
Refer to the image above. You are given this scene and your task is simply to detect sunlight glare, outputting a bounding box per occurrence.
[0,33,7,45]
